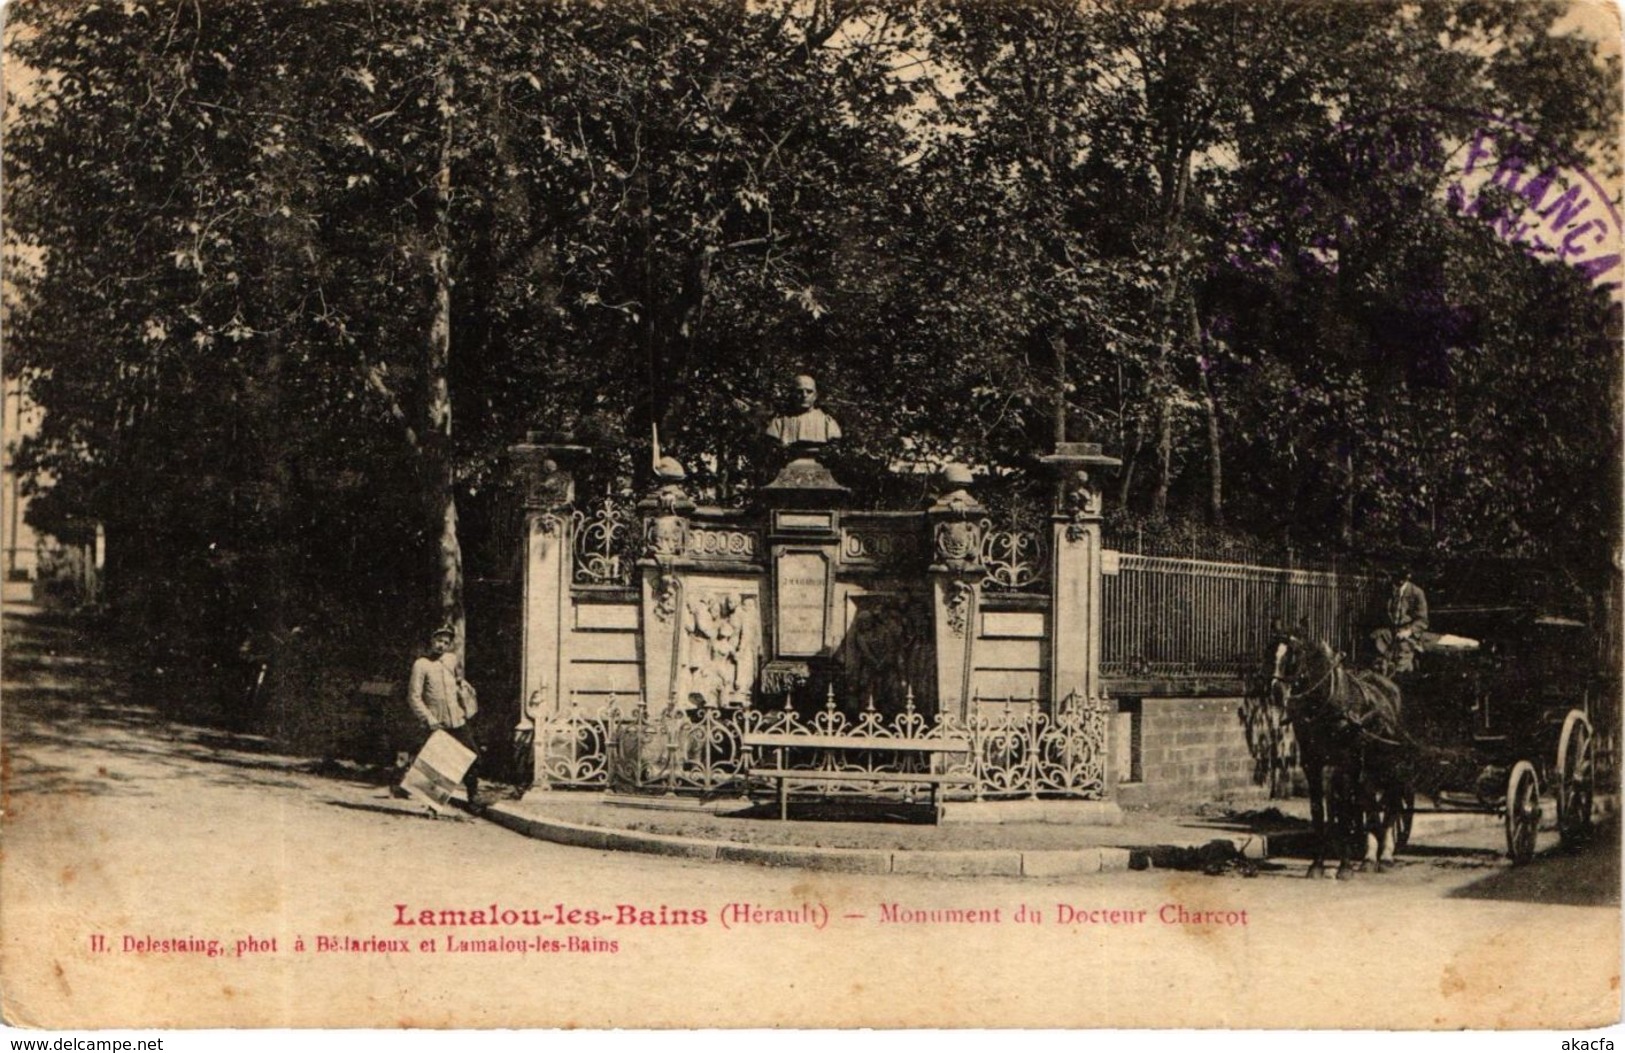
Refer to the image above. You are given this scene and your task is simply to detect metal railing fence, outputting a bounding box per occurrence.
[1102,553,1385,680]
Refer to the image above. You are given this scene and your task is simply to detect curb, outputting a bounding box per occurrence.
[483,804,1141,878]
[482,795,1620,879]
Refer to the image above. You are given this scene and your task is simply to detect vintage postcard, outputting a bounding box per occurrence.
[2,0,1621,1034]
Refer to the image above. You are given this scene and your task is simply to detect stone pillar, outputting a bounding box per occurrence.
[927,465,986,721]
[1043,442,1120,741]
[637,457,695,711]
[759,452,848,703]
[510,439,585,789]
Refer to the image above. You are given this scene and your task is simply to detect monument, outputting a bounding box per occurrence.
[511,380,1120,816]
[766,374,842,449]
[758,374,847,695]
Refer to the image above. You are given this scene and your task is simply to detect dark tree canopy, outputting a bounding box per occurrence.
[5,0,1619,703]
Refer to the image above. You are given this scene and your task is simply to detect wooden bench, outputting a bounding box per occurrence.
[742,733,975,821]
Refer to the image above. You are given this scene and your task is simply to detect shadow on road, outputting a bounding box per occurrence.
[3,607,398,799]
[1445,824,1621,907]
[325,798,472,823]
[1392,843,1503,862]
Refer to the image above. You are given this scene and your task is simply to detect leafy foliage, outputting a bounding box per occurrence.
[4,0,1619,697]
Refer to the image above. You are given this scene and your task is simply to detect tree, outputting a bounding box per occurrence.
[3,0,929,666]
[4,0,1618,721]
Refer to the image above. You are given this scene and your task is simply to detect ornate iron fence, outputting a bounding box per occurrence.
[534,689,1111,801]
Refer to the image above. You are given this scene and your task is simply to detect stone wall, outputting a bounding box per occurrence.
[562,591,642,712]
[514,440,1121,810]
[1113,691,1286,806]
[970,599,1048,702]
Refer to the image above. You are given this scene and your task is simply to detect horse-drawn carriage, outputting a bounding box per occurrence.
[1389,606,1600,864]
[1270,605,1603,875]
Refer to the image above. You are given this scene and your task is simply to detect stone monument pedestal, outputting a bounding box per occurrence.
[759,451,848,707]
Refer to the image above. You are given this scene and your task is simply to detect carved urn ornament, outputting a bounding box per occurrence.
[929,463,986,570]
[1039,442,1120,542]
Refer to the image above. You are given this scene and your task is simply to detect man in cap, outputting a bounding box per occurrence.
[403,625,480,804]
[1374,566,1429,674]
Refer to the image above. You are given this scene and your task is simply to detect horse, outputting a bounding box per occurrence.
[1269,629,1410,879]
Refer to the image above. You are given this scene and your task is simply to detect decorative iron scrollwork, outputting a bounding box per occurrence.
[981,527,1045,591]
[535,695,614,788]
[572,497,636,585]
[533,687,1110,801]
[975,488,1049,590]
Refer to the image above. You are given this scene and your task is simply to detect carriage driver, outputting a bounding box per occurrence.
[1374,565,1429,674]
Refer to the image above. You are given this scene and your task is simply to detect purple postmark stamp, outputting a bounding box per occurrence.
[1239,107,1622,289]
[1442,111,1621,285]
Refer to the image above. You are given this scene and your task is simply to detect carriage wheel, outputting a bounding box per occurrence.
[1504,760,1540,865]
[1556,711,1595,847]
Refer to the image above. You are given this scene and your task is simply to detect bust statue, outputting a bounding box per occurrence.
[766,374,841,449]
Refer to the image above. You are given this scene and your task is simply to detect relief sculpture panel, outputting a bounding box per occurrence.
[677,591,761,708]
[838,590,936,715]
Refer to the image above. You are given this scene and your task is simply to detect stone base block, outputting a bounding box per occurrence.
[937,799,1124,825]
[889,850,1023,877]
[601,792,746,814]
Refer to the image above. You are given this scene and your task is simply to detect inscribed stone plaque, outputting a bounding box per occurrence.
[574,603,640,631]
[775,550,829,656]
[981,610,1047,639]
[775,510,834,532]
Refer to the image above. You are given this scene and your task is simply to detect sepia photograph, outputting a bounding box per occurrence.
[2,0,1621,1034]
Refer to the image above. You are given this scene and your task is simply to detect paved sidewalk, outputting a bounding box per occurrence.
[481,791,1534,878]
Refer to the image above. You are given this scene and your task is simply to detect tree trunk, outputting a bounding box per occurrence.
[1050,329,1068,447]
[1201,374,1222,527]
[637,167,659,441]
[659,248,716,444]
[1151,404,1173,520]
[1188,299,1222,526]
[426,64,464,658]
[1150,147,1193,522]
[1114,363,1139,508]
[1340,448,1356,547]
[1116,423,1141,510]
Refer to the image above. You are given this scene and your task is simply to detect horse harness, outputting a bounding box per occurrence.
[1274,640,1404,748]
